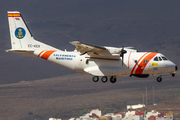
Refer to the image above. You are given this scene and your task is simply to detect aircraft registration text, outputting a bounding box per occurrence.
[28,44,40,48]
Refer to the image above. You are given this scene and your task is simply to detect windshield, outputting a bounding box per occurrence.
[161,56,168,60]
[153,56,169,61]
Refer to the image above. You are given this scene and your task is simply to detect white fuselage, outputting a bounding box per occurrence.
[7,11,177,83]
[34,50,176,77]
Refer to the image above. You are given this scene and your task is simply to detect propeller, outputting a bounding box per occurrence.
[120,45,127,66]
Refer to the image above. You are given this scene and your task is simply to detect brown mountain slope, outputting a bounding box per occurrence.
[0,73,179,120]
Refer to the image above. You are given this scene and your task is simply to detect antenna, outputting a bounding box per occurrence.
[146,87,148,106]
[139,41,141,52]
[152,86,155,105]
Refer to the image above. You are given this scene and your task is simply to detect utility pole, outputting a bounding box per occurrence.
[142,94,144,105]
[146,87,148,106]
[152,86,155,105]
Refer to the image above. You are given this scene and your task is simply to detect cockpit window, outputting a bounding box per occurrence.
[162,56,168,60]
[154,57,158,61]
[154,56,168,61]
[159,57,162,61]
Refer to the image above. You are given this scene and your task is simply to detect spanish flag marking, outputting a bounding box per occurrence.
[8,13,21,17]
[152,63,158,66]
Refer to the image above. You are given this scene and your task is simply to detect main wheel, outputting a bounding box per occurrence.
[92,76,99,82]
[172,73,175,77]
[110,76,116,83]
[157,77,162,82]
[101,76,108,83]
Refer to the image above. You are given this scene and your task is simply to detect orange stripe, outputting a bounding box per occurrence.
[128,53,131,69]
[135,52,158,74]
[131,52,149,74]
[41,50,56,60]
[8,13,21,17]
[38,50,45,57]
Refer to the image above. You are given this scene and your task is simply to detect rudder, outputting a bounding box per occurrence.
[8,11,34,50]
[7,11,59,53]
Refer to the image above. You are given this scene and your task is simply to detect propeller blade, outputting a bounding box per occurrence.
[122,45,124,66]
[122,52,124,66]
[120,45,127,66]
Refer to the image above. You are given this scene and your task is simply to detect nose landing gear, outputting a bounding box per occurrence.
[172,73,175,77]
[156,72,176,82]
[157,77,162,82]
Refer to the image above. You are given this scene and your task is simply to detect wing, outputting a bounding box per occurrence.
[70,41,113,56]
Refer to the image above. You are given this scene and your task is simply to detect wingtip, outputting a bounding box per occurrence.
[70,41,80,44]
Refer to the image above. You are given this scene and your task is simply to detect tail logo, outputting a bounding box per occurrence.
[15,27,26,39]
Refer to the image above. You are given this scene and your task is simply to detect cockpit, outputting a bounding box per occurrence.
[153,56,168,61]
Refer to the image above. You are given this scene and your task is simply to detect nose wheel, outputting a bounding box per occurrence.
[157,77,162,82]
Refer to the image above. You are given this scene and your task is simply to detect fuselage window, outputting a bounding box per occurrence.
[154,57,158,61]
[162,56,168,60]
[159,57,162,61]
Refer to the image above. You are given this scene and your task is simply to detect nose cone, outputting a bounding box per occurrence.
[175,66,178,71]
[166,61,177,73]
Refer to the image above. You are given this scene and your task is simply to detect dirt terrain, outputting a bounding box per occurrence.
[0,73,179,120]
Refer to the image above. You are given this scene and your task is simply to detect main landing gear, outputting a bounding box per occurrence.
[92,76,117,83]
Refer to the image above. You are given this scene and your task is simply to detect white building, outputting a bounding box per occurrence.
[122,114,144,120]
[69,118,75,120]
[49,118,61,120]
[90,109,102,117]
[104,113,122,120]
[104,113,115,117]
[145,110,159,118]
[80,109,102,119]
[124,111,135,117]
[127,104,145,110]
[112,114,122,120]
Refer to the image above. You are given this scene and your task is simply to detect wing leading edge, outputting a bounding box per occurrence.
[70,41,115,57]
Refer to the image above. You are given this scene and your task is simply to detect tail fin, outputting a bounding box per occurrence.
[7,11,58,54]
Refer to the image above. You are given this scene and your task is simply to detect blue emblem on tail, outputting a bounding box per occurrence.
[15,27,26,39]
